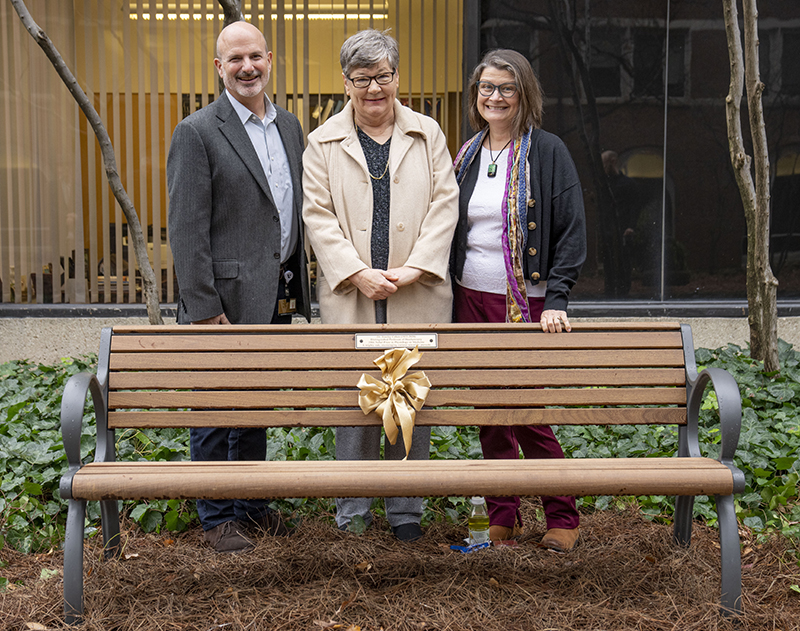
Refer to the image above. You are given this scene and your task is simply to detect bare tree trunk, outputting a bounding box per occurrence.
[10,0,163,324]
[722,0,779,371]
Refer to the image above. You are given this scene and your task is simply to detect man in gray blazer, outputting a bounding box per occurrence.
[167,20,310,553]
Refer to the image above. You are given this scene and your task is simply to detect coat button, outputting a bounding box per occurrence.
[393,176,400,183]
[528,222,536,230]
[527,199,536,207]
[273,216,279,223]
[531,272,540,281]
[528,247,537,256]
[273,252,280,259]
[397,222,405,231]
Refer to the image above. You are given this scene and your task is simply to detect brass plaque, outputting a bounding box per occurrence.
[355,333,438,350]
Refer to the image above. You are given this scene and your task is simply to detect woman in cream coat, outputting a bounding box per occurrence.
[303,29,458,542]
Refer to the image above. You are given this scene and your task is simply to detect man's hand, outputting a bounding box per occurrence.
[193,313,231,325]
[385,266,423,288]
[540,309,571,333]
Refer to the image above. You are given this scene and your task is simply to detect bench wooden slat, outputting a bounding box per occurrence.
[108,406,687,428]
[108,387,687,409]
[109,331,684,353]
[109,368,687,390]
[70,458,734,500]
[110,322,684,334]
[109,349,687,371]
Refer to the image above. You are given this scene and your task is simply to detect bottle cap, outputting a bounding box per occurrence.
[471,496,484,504]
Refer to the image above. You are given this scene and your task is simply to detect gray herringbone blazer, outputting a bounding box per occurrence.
[167,93,310,324]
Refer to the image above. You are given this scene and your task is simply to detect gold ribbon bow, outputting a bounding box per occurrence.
[357,347,431,459]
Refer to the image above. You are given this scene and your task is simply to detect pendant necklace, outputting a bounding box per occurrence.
[487,137,512,178]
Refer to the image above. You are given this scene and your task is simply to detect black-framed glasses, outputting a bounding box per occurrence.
[477,81,518,98]
[346,70,396,89]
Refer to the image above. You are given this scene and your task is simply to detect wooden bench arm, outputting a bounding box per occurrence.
[686,367,745,494]
[59,371,108,501]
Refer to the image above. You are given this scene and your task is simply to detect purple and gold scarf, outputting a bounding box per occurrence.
[454,127,534,322]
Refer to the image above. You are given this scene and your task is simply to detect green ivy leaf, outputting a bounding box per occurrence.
[22,481,42,495]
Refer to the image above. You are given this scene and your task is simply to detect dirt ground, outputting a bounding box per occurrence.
[2,501,799,631]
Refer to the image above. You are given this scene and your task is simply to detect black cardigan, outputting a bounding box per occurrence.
[452,128,587,313]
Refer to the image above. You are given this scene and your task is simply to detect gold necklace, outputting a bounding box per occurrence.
[357,125,391,181]
[368,155,390,180]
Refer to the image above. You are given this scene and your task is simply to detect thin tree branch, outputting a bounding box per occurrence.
[9,0,163,324]
[217,0,244,27]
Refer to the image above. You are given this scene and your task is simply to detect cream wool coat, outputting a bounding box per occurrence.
[303,100,459,324]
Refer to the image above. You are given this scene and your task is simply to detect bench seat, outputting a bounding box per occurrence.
[71,458,737,500]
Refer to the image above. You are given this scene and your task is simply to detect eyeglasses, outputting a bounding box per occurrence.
[477,81,518,98]
[346,70,396,89]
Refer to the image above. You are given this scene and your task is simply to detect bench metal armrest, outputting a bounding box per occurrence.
[686,367,745,494]
[59,372,108,500]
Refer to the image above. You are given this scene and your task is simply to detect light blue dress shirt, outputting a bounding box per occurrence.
[225,91,297,264]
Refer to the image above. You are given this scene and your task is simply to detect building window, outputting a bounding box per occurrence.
[589,27,622,98]
[771,148,800,275]
[0,0,463,305]
[781,29,800,95]
[633,28,685,98]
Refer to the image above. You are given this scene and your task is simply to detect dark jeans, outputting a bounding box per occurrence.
[192,281,291,531]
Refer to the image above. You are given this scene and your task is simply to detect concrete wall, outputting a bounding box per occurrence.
[1,315,799,365]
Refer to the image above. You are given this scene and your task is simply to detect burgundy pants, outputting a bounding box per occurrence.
[454,283,580,531]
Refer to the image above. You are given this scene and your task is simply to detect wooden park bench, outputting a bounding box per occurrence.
[58,322,744,623]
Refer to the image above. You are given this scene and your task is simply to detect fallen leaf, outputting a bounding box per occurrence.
[124,553,139,560]
[163,538,175,546]
[644,555,657,564]
[354,561,373,572]
[488,577,500,588]
[25,624,49,630]
[335,590,358,615]
[39,568,59,582]
[313,621,339,629]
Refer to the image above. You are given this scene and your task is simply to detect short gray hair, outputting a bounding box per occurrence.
[339,29,399,76]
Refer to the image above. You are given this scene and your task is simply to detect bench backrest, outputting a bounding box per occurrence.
[101,322,692,431]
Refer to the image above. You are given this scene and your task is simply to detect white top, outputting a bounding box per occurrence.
[226,91,297,264]
[459,146,546,298]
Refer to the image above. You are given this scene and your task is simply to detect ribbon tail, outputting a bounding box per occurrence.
[393,394,416,460]
[380,399,399,447]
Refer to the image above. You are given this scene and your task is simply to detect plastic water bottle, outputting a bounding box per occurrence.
[468,496,490,544]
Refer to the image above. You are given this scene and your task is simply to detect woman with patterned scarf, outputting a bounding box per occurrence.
[452,49,586,552]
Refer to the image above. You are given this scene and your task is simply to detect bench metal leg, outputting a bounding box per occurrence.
[100,500,121,559]
[63,499,86,625]
[673,495,694,547]
[715,493,743,615]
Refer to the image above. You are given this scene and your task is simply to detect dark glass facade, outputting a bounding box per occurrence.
[471,0,800,302]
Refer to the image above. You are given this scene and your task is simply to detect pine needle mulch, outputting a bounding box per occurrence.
[2,503,799,631]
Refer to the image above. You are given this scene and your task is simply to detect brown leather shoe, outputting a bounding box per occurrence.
[203,521,255,553]
[540,527,579,552]
[489,524,523,542]
[247,511,291,537]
